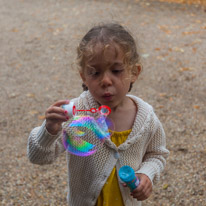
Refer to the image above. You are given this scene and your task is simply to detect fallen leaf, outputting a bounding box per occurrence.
[162,53,169,57]
[169,57,175,61]
[195,20,202,23]
[192,48,197,53]
[158,25,171,34]
[28,110,39,115]
[52,75,60,80]
[190,39,202,46]
[38,115,45,120]
[158,0,204,5]
[159,93,167,97]
[173,47,184,52]
[182,31,202,35]
[26,93,35,98]
[162,184,169,190]
[193,105,200,109]
[157,56,165,61]
[155,48,161,51]
[11,28,19,32]
[179,67,193,72]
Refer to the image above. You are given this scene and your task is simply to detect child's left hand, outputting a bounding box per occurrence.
[130,173,152,201]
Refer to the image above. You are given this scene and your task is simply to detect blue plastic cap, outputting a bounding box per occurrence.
[119,165,136,183]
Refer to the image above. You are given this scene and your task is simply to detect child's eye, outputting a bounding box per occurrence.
[86,67,100,76]
[92,71,100,76]
[87,70,101,78]
[112,69,124,74]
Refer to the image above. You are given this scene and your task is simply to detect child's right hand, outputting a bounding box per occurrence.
[45,100,70,135]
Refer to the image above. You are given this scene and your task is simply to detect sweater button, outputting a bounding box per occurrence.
[114,152,119,159]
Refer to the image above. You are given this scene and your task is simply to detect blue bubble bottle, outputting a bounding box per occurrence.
[119,166,140,191]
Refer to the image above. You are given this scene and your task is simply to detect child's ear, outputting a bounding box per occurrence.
[79,71,88,87]
[131,64,142,83]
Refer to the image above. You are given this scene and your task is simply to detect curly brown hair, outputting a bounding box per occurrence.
[76,23,142,91]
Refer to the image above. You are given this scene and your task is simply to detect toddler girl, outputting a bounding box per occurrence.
[27,23,169,206]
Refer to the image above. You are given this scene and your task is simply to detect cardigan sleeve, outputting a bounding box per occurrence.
[136,114,169,184]
[27,120,65,165]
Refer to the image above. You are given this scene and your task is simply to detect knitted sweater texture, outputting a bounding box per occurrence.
[27,91,169,206]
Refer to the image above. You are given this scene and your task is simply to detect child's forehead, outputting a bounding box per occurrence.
[86,42,124,65]
[92,42,121,53]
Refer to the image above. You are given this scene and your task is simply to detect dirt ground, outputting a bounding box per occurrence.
[0,0,205,205]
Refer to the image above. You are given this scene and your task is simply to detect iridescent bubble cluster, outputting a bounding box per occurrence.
[62,108,114,156]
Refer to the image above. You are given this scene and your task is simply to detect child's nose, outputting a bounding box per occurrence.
[100,72,112,87]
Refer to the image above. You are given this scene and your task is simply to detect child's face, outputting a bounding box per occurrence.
[80,43,139,109]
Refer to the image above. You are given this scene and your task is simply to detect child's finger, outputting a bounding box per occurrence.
[131,179,152,201]
[131,193,145,201]
[52,100,69,107]
[134,180,145,193]
[135,174,151,192]
[46,106,67,115]
[46,113,69,122]
[132,187,152,201]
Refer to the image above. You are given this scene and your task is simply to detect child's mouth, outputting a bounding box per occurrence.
[102,94,113,101]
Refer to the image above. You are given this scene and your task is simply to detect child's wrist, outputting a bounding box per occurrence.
[46,123,61,136]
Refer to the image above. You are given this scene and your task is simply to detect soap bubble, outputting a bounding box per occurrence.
[62,114,114,156]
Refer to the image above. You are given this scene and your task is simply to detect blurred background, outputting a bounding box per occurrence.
[0,0,205,205]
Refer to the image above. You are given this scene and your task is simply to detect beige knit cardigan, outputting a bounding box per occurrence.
[27,91,169,206]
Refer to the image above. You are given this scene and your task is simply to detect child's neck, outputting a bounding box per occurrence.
[108,97,137,132]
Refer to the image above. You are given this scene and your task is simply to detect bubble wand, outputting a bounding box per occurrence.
[62,102,111,117]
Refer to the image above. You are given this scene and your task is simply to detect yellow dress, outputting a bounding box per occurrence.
[95,130,131,206]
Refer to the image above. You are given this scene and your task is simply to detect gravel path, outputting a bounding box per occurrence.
[0,0,205,205]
